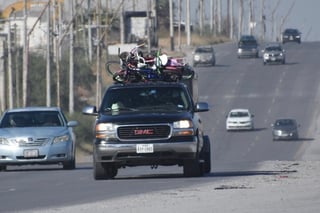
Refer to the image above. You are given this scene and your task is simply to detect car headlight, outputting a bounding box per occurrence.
[263,53,269,59]
[95,123,116,139]
[296,35,301,38]
[0,137,17,146]
[173,120,194,136]
[53,134,70,144]
[238,48,242,53]
[194,55,200,61]
[274,130,282,135]
[173,120,192,128]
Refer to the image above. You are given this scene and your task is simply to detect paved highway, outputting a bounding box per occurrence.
[198,41,320,171]
[1,41,320,212]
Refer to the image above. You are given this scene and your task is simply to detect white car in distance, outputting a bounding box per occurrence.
[226,108,254,131]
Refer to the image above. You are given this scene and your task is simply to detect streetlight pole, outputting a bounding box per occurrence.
[22,0,28,107]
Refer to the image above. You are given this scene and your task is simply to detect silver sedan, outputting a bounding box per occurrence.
[0,107,78,171]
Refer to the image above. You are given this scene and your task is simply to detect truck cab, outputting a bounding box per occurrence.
[83,81,211,179]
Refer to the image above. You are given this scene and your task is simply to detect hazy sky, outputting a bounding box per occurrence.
[1,0,319,41]
[188,0,320,42]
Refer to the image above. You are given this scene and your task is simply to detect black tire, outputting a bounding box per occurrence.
[106,61,121,76]
[93,161,118,180]
[0,165,7,171]
[113,71,127,83]
[201,135,211,174]
[63,158,76,170]
[181,65,195,80]
[183,159,203,177]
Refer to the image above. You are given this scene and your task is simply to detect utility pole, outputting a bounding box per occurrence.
[186,0,191,45]
[177,0,181,50]
[169,0,174,51]
[217,0,221,34]
[120,1,124,43]
[210,0,213,34]
[229,0,233,40]
[95,0,102,107]
[22,0,28,107]
[8,15,13,108]
[147,0,151,52]
[69,0,74,114]
[249,0,254,35]
[199,0,204,36]
[271,0,281,41]
[227,0,234,39]
[55,0,62,107]
[238,0,243,39]
[46,1,51,107]
[227,0,230,36]
[260,0,265,42]
[88,0,93,61]
[213,0,217,36]
[0,36,5,112]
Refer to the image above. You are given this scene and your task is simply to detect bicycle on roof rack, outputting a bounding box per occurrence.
[105,44,195,83]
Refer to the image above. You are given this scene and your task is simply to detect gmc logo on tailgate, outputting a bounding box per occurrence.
[134,129,154,135]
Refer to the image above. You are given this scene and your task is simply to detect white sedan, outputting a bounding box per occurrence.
[226,109,254,131]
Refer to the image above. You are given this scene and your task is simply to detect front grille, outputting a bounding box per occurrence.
[268,53,280,57]
[16,155,46,160]
[117,124,171,140]
[18,138,49,147]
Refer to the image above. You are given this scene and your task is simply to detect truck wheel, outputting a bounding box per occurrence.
[183,159,203,177]
[93,162,118,180]
[201,135,211,174]
[63,158,76,170]
[0,165,6,171]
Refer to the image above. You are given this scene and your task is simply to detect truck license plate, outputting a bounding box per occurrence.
[23,149,39,158]
[136,144,154,153]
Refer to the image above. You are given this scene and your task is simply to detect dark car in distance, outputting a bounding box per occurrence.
[237,35,259,58]
[282,28,301,44]
[192,45,216,67]
[271,118,299,141]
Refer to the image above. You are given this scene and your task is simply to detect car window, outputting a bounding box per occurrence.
[275,119,295,126]
[0,111,63,128]
[285,29,298,34]
[238,40,257,47]
[101,87,191,113]
[230,111,249,117]
[265,46,282,51]
[195,47,213,53]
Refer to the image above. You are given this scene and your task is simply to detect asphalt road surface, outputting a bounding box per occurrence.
[1,41,320,212]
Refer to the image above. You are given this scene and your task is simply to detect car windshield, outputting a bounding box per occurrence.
[265,46,282,51]
[239,40,257,47]
[230,111,249,117]
[0,111,64,128]
[100,87,191,114]
[284,29,298,34]
[275,119,295,126]
[196,47,212,53]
